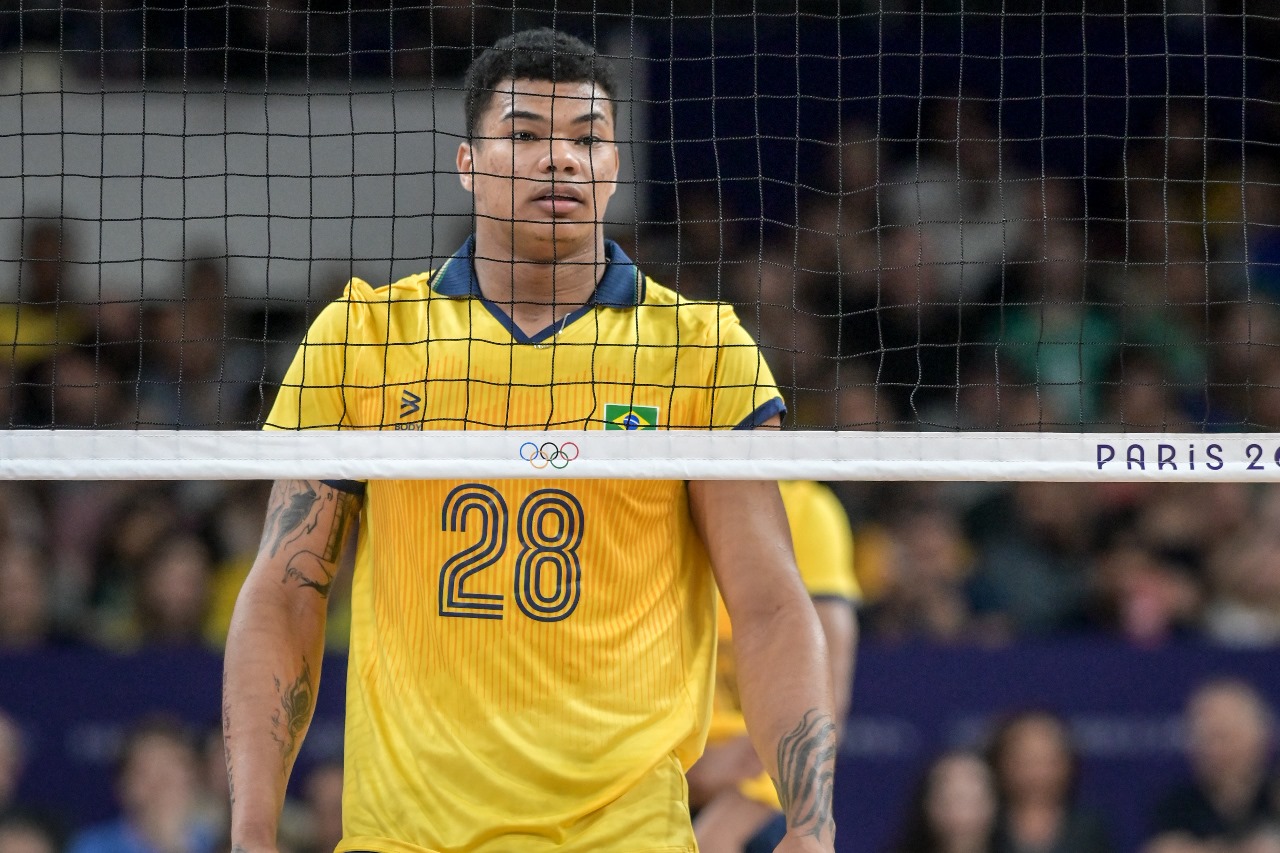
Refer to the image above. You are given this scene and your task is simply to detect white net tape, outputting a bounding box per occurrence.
[3,430,1279,482]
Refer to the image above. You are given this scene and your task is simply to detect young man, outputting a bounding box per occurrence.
[223,28,836,853]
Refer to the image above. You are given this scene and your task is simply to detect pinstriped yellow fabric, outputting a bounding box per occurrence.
[264,240,783,853]
[707,480,861,810]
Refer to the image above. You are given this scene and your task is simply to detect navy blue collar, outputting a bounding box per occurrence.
[430,236,642,308]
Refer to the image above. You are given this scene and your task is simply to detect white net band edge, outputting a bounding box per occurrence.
[1,431,1277,482]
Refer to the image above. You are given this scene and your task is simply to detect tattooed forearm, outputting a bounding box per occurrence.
[270,660,314,760]
[263,482,322,557]
[221,669,236,807]
[278,490,357,597]
[323,490,358,562]
[283,552,334,598]
[773,709,837,841]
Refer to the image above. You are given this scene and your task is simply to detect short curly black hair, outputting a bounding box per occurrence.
[463,28,617,141]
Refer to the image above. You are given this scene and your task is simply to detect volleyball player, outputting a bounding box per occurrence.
[223,28,836,853]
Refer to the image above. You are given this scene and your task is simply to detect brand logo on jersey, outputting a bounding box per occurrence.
[603,403,659,430]
[399,390,422,417]
[520,441,579,470]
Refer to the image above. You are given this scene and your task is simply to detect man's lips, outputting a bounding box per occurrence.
[532,185,587,215]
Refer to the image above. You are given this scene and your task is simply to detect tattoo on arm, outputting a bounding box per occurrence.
[269,485,359,599]
[774,709,837,841]
[221,669,236,807]
[270,659,315,761]
[263,482,322,557]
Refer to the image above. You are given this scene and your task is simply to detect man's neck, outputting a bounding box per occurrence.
[471,235,609,336]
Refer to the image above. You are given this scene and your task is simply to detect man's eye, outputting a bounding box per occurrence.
[578,135,603,146]
[512,130,537,141]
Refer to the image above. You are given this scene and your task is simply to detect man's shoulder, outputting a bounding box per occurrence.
[337,270,436,305]
[306,271,438,342]
[637,275,741,330]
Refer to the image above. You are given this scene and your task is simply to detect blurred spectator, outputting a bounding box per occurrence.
[204,482,273,645]
[191,726,228,853]
[833,363,902,430]
[1202,526,1280,647]
[1146,680,1277,853]
[1208,303,1280,428]
[0,539,57,650]
[892,751,1000,853]
[986,711,1113,853]
[68,718,215,853]
[22,348,126,429]
[637,184,747,301]
[0,815,58,853]
[841,225,964,419]
[1239,825,1280,853]
[727,244,841,426]
[1085,538,1204,647]
[130,534,215,649]
[984,222,1119,425]
[138,257,264,429]
[1239,161,1280,301]
[297,761,343,853]
[1,219,86,393]
[965,484,1099,636]
[885,95,1033,304]
[0,712,25,817]
[89,487,184,631]
[1097,348,1199,432]
[927,362,1046,432]
[797,118,883,286]
[863,504,996,643]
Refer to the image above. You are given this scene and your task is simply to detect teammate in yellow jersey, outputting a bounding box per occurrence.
[689,481,860,853]
[223,27,837,853]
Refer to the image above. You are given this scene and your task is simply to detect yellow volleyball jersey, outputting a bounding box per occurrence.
[707,479,860,809]
[265,238,783,853]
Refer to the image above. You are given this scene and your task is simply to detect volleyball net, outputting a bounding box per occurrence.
[1,4,1277,481]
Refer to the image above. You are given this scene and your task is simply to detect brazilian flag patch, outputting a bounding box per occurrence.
[604,403,659,430]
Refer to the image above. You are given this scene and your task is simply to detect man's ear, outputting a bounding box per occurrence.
[457,141,474,193]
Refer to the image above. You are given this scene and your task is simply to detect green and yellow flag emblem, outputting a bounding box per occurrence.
[604,403,659,430]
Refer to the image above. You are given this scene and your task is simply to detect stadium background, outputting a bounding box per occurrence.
[4,4,1280,853]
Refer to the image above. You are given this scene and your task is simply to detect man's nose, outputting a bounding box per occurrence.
[539,135,582,174]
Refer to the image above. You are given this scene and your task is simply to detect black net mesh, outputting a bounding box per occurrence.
[1,2,1277,432]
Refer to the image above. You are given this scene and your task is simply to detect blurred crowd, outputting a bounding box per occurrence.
[6,675,1280,853]
[891,680,1280,853]
[0,1,1260,86]
[0,711,342,853]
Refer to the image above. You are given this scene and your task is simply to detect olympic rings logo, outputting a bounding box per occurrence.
[519,441,580,470]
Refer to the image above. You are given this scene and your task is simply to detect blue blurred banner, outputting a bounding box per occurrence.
[4,641,1277,853]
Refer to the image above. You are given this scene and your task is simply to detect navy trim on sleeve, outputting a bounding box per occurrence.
[321,479,367,496]
[733,396,787,430]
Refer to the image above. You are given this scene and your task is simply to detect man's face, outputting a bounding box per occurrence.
[458,78,618,255]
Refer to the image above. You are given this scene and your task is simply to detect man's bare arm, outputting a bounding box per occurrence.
[223,479,360,853]
[814,599,857,731]
[688,477,836,851]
